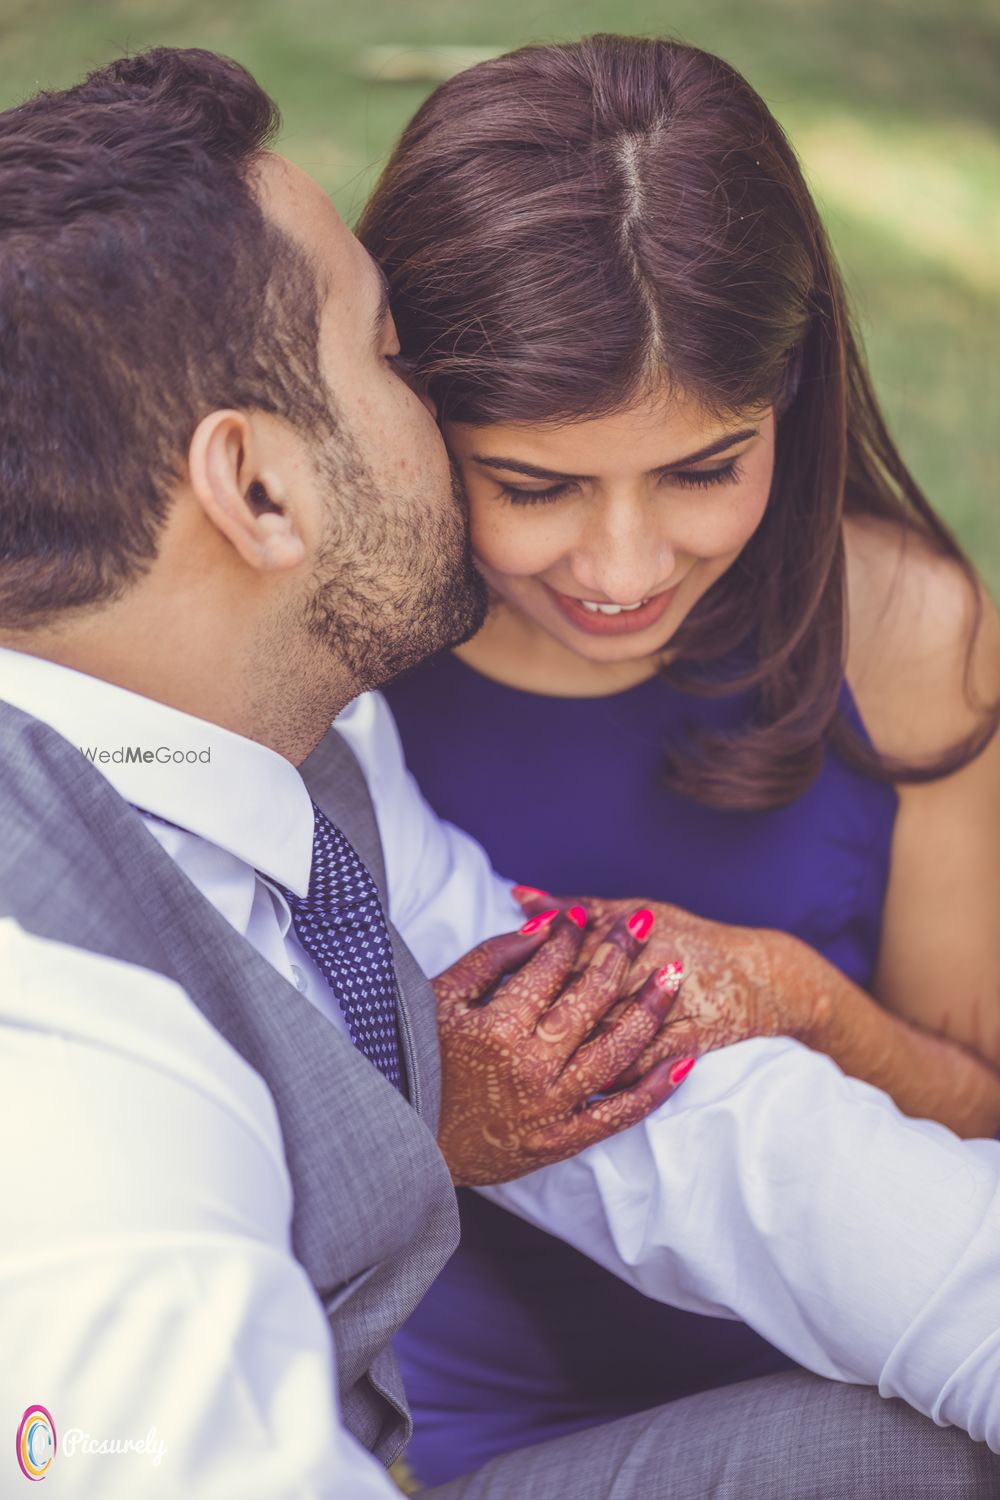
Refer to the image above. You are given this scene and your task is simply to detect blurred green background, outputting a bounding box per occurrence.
[1,0,997,591]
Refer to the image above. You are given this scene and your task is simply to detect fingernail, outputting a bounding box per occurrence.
[669,1056,696,1085]
[626,908,655,942]
[655,960,684,996]
[567,905,588,929]
[520,908,559,935]
[513,885,551,902]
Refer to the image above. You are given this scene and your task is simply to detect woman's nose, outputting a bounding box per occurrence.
[572,532,677,604]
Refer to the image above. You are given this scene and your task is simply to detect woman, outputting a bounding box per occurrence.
[357,35,1000,1485]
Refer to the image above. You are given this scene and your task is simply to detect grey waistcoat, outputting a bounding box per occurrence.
[0,700,460,1465]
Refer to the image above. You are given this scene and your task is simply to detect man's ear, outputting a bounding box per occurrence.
[187,410,306,572]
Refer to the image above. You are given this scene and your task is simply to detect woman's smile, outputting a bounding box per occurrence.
[542,580,681,637]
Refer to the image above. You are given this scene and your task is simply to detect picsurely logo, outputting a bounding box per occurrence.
[15,1406,56,1482]
[14,1408,168,1481]
[62,1426,167,1467]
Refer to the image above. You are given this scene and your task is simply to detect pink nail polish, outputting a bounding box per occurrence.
[669,1056,696,1085]
[655,961,684,996]
[513,885,551,903]
[626,908,655,942]
[567,905,588,929]
[520,908,559,935]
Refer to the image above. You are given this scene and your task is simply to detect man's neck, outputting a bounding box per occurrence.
[0,626,351,767]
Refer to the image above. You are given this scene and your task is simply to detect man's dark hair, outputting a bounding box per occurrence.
[0,47,334,626]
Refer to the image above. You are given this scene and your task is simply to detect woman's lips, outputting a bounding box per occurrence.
[543,582,679,636]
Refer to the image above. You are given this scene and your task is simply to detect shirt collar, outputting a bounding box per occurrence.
[0,647,314,897]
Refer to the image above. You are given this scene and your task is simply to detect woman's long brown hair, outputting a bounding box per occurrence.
[359,34,998,809]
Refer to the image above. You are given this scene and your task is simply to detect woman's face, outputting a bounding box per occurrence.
[447,386,775,665]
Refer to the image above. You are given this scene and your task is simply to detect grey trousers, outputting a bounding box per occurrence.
[425,1371,1000,1499]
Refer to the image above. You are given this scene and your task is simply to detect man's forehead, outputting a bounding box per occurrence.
[252,151,377,312]
[254,151,344,242]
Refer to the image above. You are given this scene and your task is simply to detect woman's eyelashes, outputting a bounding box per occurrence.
[498,459,745,505]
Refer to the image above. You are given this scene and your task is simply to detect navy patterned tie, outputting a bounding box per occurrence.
[276,801,404,1091]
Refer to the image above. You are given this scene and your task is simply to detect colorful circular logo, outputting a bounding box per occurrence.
[16,1407,56,1482]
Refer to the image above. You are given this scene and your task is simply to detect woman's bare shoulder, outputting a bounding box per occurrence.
[844,513,1000,762]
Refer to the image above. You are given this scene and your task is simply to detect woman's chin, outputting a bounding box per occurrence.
[576,634,673,667]
[541,611,679,666]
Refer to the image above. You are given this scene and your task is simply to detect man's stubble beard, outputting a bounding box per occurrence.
[304,433,487,695]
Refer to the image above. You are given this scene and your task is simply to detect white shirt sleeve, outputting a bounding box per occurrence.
[335,692,523,974]
[0,921,401,1499]
[484,1038,1000,1451]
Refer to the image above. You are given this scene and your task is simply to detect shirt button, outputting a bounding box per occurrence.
[290,964,308,994]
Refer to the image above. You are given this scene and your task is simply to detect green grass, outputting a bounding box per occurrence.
[1,0,997,591]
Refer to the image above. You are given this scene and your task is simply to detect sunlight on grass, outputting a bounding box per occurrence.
[788,114,1000,585]
[798,118,1000,297]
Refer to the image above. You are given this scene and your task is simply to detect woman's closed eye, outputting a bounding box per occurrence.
[499,459,745,505]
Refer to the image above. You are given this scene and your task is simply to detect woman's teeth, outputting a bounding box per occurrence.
[578,599,648,615]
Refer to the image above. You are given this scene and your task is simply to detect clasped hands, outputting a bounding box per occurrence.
[433,903,693,1187]
[434,891,829,1187]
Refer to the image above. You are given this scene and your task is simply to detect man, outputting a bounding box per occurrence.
[0,46,996,1499]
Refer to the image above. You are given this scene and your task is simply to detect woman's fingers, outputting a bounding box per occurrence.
[511,886,604,922]
[533,910,656,1052]
[526,1054,696,1161]
[608,1011,704,1089]
[510,885,556,918]
[567,962,685,1095]
[488,909,589,1029]
[432,909,569,1016]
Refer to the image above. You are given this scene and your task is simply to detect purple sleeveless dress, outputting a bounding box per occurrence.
[383,649,897,1486]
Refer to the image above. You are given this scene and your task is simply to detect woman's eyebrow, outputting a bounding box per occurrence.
[470,427,759,482]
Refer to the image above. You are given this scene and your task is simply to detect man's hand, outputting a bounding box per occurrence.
[432,908,695,1187]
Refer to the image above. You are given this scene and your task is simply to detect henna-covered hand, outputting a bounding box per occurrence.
[513,889,825,1077]
[512,892,1000,1140]
[432,908,696,1187]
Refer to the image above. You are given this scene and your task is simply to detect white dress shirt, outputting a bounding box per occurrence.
[0,921,401,1499]
[2,649,1000,1497]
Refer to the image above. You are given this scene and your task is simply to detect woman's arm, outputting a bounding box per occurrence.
[846,517,1000,1066]
[775,930,1000,1137]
